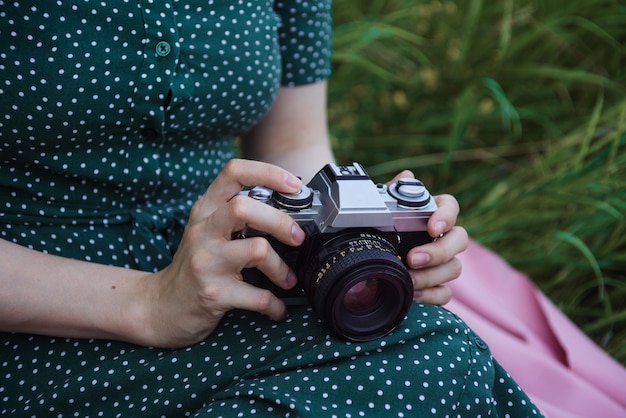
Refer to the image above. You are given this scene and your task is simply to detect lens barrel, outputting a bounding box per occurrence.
[302,232,413,341]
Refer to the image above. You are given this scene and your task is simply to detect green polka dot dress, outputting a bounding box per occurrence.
[0,1,543,416]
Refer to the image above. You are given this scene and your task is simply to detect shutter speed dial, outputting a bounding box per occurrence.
[247,185,314,210]
[272,186,314,210]
[387,178,432,208]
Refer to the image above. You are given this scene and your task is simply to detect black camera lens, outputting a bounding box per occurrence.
[302,232,413,342]
[343,279,382,314]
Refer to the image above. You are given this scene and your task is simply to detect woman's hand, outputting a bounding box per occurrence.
[387,171,468,306]
[138,163,466,348]
[140,159,307,348]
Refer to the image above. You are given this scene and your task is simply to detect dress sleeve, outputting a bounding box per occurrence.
[274,0,333,86]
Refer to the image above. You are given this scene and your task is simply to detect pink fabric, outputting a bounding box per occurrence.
[446,240,626,418]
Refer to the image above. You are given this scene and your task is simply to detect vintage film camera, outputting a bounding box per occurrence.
[239,162,437,341]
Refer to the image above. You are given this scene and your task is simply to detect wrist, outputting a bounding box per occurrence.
[111,270,163,347]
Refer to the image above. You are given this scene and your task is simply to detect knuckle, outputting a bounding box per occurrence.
[198,282,225,305]
[254,289,275,312]
[184,219,203,242]
[436,193,460,212]
[188,251,209,276]
[245,237,272,262]
[277,213,295,234]
[399,169,414,178]
[189,196,204,219]
[436,193,454,203]
[261,162,275,178]
[440,232,464,261]
[222,158,244,177]
[439,286,453,305]
[449,257,463,280]
[228,195,252,220]
[456,226,469,250]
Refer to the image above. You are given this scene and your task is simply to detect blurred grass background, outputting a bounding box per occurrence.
[327,0,626,364]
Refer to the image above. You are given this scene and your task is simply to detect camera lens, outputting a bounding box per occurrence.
[302,232,413,342]
[343,279,382,314]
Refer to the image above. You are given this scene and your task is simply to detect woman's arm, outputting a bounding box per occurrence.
[0,161,309,348]
[0,238,150,342]
[241,81,468,306]
[0,82,332,347]
[240,81,335,182]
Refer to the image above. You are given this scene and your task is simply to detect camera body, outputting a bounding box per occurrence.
[239,162,437,341]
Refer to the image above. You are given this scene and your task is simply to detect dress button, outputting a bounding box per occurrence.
[474,336,489,350]
[156,41,172,57]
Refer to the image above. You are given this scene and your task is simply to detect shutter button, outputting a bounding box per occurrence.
[156,41,172,57]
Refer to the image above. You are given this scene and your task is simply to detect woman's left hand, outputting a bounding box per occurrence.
[387,171,468,305]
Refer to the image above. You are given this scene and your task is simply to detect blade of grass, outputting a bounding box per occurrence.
[555,230,605,301]
[575,90,604,168]
[483,78,522,137]
[497,0,514,60]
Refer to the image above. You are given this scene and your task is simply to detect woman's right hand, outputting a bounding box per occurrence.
[138,159,307,348]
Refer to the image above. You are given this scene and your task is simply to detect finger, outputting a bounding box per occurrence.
[406,226,468,269]
[413,285,453,306]
[207,278,288,321]
[207,195,305,246]
[193,159,302,219]
[222,237,297,290]
[428,194,460,237]
[409,256,462,290]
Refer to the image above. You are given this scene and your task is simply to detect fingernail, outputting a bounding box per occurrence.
[286,174,302,190]
[286,270,298,288]
[410,252,430,267]
[413,289,422,300]
[291,223,305,243]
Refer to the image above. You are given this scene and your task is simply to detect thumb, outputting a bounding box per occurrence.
[385,169,415,186]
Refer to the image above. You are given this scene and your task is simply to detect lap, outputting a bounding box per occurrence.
[1,304,542,417]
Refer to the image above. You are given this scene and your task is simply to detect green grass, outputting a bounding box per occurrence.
[327,0,626,364]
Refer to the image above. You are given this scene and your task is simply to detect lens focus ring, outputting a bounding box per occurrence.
[302,233,413,341]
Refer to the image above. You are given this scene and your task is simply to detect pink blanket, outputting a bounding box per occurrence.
[447,240,626,417]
